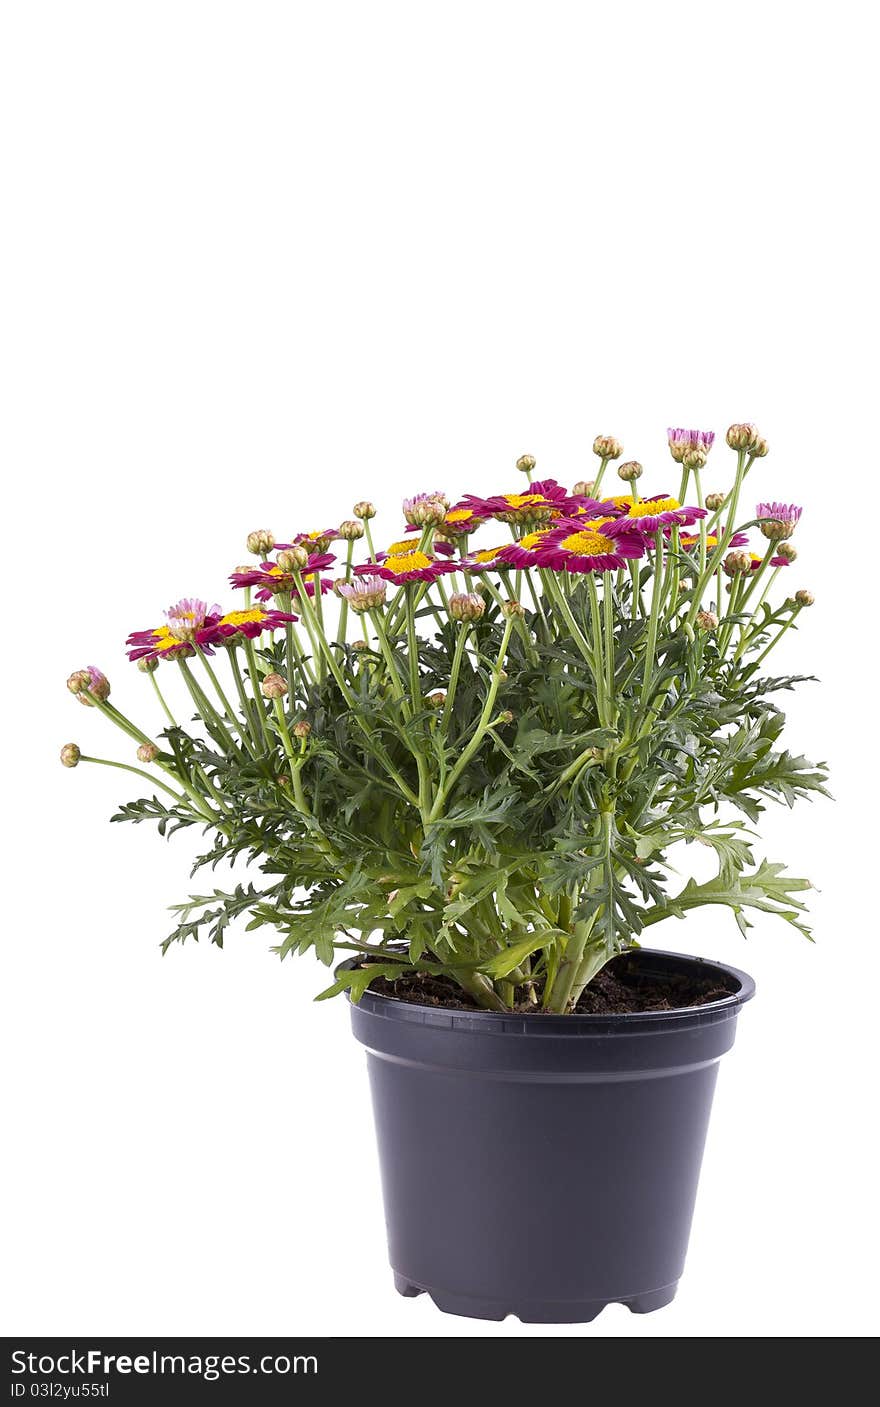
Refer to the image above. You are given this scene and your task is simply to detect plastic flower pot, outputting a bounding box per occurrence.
[348,947,755,1323]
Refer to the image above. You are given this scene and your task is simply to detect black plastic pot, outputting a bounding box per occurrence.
[348,947,754,1323]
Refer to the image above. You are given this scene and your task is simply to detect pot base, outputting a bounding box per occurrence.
[394,1272,678,1323]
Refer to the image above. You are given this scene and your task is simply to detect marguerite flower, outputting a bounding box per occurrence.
[460,544,515,571]
[723,550,792,576]
[165,598,221,642]
[498,527,559,568]
[276,528,339,553]
[678,527,748,552]
[457,478,579,526]
[405,505,486,539]
[612,496,707,532]
[667,428,715,463]
[356,544,457,584]
[755,502,802,540]
[528,519,647,573]
[205,606,299,643]
[230,554,336,598]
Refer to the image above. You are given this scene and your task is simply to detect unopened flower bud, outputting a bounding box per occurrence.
[516,454,537,474]
[705,492,725,511]
[338,519,364,541]
[795,589,814,608]
[67,670,90,696]
[726,423,760,451]
[246,529,275,555]
[617,460,643,482]
[137,742,159,763]
[593,435,623,460]
[67,666,110,705]
[137,655,159,674]
[448,592,485,622]
[776,541,798,562]
[277,545,310,572]
[497,710,514,725]
[403,494,446,527]
[428,691,446,708]
[261,673,289,699]
[501,599,525,618]
[352,638,370,651]
[353,500,376,520]
[293,720,311,739]
[683,448,708,471]
[751,437,769,458]
[572,480,595,496]
[697,610,719,632]
[60,743,81,768]
[723,550,753,576]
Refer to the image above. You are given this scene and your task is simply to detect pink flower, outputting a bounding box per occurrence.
[667,428,715,463]
[756,502,802,539]
[526,518,647,572]
[457,478,582,526]
[613,495,708,533]
[337,575,387,612]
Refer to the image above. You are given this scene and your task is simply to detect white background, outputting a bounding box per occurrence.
[2,1,877,1340]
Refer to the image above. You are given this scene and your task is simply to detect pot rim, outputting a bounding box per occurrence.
[341,946,756,1034]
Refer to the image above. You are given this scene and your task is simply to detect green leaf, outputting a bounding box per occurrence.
[481,928,566,978]
[644,858,814,940]
[315,962,406,1003]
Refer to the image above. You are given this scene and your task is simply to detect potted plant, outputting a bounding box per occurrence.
[62,423,827,1323]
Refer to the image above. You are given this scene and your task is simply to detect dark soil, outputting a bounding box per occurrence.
[367,954,737,1014]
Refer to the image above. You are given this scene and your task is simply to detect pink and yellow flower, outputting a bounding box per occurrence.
[127,598,223,662]
[230,554,336,599]
[460,544,515,571]
[205,606,299,643]
[405,505,486,539]
[356,543,457,584]
[458,478,582,526]
[276,528,339,553]
[678,527,748,552]
[610,495,707,532]
[525,519,647,573]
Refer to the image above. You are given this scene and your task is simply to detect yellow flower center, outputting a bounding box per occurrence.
[680,532,719,549]
[386,538,419,555]
[385,550,432,573]
[625,496,681,518]
[219,608,265,627]
[445,508,473,524]
[471,545,507,563]
[519,529,552,551]
[503,492,543,510]
[153,626,183,652]
[559,526,613,556]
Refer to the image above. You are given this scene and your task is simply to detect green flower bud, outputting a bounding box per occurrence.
[60,743,81,768]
